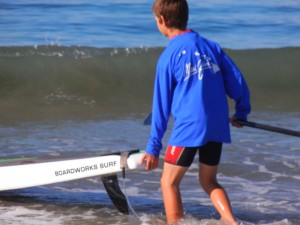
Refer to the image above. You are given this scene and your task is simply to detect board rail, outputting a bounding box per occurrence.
[0,149,143,191]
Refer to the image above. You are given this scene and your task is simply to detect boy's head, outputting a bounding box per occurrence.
[152,0,189,30]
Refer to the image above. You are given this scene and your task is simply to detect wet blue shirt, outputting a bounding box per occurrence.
[146,31,251,157]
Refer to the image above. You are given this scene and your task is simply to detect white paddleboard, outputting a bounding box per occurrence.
[0,150,144,191]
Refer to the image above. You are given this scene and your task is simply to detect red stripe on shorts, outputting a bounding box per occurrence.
[165,146,185,165]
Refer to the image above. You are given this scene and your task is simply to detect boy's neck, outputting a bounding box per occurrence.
[168,29,191,39]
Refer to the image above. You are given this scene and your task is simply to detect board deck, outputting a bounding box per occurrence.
[0,150,144,191]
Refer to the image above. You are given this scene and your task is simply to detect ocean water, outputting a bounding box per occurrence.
[1,0,300,48]
[0,1,300,225]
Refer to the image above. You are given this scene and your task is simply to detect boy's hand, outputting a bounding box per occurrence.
[230,116,243,128]
[139,153,159,171]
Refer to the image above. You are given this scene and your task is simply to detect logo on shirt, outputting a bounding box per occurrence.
[183,51,220,81]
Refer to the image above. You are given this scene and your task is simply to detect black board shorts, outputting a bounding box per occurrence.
[164,142,222,167]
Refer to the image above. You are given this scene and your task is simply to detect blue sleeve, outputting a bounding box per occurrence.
[146,63,174,157]
[220,49,251,120]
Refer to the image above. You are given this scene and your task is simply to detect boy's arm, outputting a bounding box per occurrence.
[220,49,251,120]
[146,64,174,157]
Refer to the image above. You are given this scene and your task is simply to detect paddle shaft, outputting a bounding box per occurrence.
[143,113,300,137]
[236,120,300,137]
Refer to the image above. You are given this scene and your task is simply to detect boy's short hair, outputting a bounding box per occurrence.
[153,0,189,30]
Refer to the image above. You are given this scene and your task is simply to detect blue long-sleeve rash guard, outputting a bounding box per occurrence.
[146,31,251,157]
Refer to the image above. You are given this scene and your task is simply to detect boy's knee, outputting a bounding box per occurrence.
[161,176,171,188]
[200,178,220,194]
[161,176,179,190]
[200,180,210,193]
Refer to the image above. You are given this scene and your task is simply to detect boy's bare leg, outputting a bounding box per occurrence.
[199,163,237,224]
[161,162,189,224]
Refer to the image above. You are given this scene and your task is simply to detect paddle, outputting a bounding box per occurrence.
[143,112,300,137]
[235,120,300,137]
[143,112,152,125]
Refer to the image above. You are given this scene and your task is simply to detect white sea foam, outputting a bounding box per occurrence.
[0,206,64,225]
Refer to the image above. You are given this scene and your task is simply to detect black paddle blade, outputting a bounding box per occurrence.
[101,174,129,214]
[143,112,152,125]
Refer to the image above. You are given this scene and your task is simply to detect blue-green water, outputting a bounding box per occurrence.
[1,0,299,48]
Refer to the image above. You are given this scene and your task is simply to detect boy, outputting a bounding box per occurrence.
[140,0,251,224]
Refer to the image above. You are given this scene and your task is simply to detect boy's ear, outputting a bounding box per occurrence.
[159,15,166,25]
